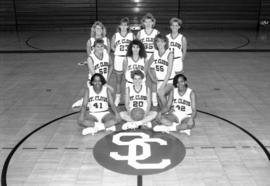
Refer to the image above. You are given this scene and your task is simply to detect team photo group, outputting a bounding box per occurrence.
[73,13,197,136]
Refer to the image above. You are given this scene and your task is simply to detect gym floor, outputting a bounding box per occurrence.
[0,28,270,186]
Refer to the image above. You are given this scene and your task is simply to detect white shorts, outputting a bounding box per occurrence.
[157,79,173,90]
[89,111,110,123]
[172,111,191,124]
[173,57,183,73]
[114,55,126,72]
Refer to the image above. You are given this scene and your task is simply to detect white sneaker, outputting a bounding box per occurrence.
[114,94,121,106]
[77,61,87,66]
[72,98,83,109]
[106,126,116,132]
[122,122,136,130]
[152,93,158,107]
[143,122,152,128]
[153,125,170,133]
[82,127,96,135]
[94,122,105,132]
[180,129,191,136]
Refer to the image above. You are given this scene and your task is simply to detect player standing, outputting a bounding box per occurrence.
[111,17,135,106]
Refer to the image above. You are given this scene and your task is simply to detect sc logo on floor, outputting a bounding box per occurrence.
[93,129,186,175]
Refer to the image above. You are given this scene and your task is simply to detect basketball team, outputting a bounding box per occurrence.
[73,13,197,136]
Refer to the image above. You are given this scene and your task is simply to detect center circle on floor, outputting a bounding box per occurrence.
[93,129,186,175]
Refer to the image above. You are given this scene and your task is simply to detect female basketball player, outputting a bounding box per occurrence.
[137,13,159,62]
[153,74,196,135]
[120,70,157,130]
[167,17,187,74]
[87,38,113,81]
[123,39,147,87]
[78,73,121,135]
[111,17,135,106]
[148,33,174,107]
[72,39,113,110]
[78,21,110,65]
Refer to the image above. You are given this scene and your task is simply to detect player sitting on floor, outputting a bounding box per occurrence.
[120,70,157,130]
[78,73,121,135]
[153,74,196,135]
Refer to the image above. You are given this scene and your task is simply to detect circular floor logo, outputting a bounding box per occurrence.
[93,129,186,175]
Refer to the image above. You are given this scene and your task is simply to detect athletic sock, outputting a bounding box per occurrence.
[106,125,116,132]
[94,122,105,132]
[114,94,121,106]
[167,122,178,131]
[152,92,158,106]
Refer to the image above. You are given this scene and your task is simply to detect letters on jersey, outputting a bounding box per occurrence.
[125,57,145,82]
[89,50,109,80]
[151,49,171,80]
[172,87,192,114]
[129,84,148,111]
[114,32,133,55]
[88,86,109,113]
[166,34,183,58]
[139,29,158,52]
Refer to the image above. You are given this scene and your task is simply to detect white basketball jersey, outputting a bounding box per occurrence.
[125,57,145,83]
[114,32,133,56]
[138,29,158,53]
[88,86,109,113]
[90,37,108,48]
[166,33,183,58]
[151,49,173,80]
[129,84,148,111]
[88,50,109,80]
[172,87,192,115]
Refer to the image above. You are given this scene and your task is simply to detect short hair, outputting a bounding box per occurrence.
[141,13,156,28]
[173,74,187,88]
[90,21,107,38]
[117,17,130,32]
[154,33,169,50]
[169,17,183,27]
[93,38,104,47]
[126,39,147,58]
[90,73,106,86]
[131,69,145,80]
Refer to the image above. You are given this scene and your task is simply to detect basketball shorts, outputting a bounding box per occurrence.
[173,57,183,73]
[114,55,126,72]
[157,79,173,90]
[88,110,110,123]
[172,111,191,124]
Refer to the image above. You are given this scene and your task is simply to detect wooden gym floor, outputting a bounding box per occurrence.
[0,29,270,186]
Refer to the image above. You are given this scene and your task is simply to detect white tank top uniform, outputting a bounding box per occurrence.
[138,29,158,61]
[87,49,109,80]
[113,32,134,72]
[167,33,184,73]
[87,86,109,122]
[172,87,192,122]
[128,83,148,111]
[150,49,174,89]
[125,57,145,84]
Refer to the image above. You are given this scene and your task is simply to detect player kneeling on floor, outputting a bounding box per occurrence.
[120,70,157,130]
[153,74,197,135]
[77,73,121,135]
